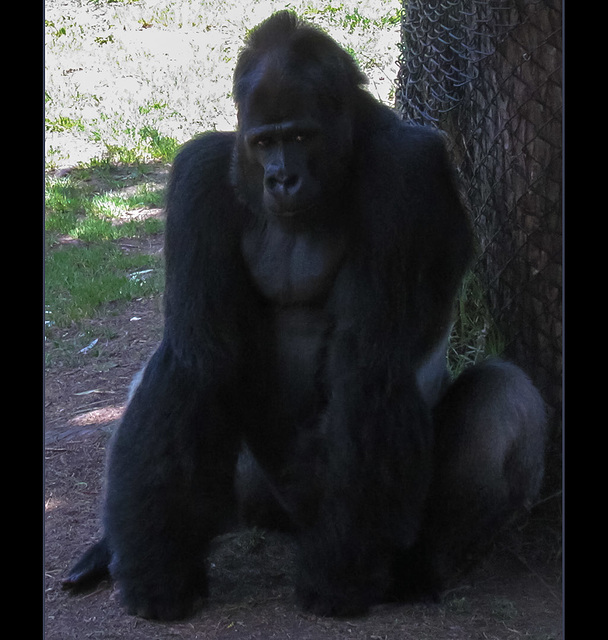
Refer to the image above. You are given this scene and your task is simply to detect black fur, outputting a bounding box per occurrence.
[64,12,547,620]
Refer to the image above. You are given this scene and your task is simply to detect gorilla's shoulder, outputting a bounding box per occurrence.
[165,132,242,229]
[173,131,237,175]
[390,120,450,165]
[357,102,450,175]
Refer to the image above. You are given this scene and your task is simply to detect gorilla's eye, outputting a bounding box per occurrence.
[257,137,272,148]
[294,134,306,143]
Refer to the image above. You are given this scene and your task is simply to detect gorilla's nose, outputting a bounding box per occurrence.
[265,171,302,201]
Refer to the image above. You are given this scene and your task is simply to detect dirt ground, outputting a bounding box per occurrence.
[44,261,563,639]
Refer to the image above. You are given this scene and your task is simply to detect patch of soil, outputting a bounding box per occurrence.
[44,290,563,640]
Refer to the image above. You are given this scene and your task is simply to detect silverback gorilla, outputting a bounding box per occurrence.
[63,12,547,620]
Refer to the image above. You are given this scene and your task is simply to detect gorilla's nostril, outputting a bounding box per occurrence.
[266,172,300,198]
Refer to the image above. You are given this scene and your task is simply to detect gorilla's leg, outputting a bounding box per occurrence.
[392,358,547,600]
[104,346,242,620]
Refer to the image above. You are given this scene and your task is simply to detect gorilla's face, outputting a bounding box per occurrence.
[232,36,361,222]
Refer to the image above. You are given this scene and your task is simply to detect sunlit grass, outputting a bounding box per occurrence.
[45,171,164,240]
[44,0,402,168]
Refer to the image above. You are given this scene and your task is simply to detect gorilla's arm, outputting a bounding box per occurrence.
[295,121,474,616]
[66,134,267,619]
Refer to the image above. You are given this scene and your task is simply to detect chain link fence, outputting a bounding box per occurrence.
[395,0,562,499]
[396,0,562,460]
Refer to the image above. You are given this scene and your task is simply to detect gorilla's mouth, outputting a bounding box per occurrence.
[270,201,317,219]
[274,207,310,218]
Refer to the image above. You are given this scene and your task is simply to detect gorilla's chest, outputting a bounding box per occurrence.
[242,221,346,420]
[241,221,345,307]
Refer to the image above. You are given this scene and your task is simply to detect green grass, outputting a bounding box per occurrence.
[45,242,163,328]
[44,161,166,335]
[447,270,505,377]
[45,171,164,243]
